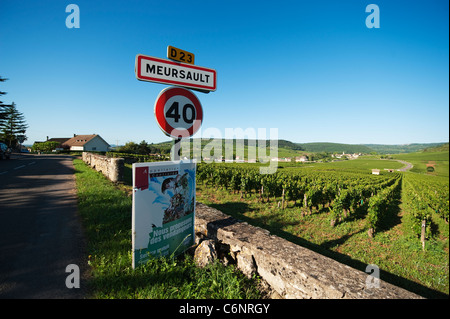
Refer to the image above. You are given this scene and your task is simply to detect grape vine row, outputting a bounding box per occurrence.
[197,163,402,236]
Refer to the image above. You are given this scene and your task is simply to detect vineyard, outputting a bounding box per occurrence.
[198,163,405,236]
[196,160,449,297]
[402,173,449,243]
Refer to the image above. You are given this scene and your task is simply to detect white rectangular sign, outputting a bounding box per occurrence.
[135,54,217,91]
[132,160,196,268]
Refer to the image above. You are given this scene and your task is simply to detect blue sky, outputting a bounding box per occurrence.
[0,0,448,146]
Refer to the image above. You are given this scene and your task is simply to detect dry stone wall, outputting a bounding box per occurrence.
[82,152,124,183]
[194,202,423,299]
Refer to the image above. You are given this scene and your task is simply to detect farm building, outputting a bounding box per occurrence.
[62,134,110,152]
[295,156,308,162]
[372,169,381,175]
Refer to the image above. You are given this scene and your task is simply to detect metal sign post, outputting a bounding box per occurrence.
[173,138,182,161]
[132,47,216,266]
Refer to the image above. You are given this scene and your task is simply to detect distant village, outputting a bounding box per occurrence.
[30,134,365,165]
[202,152,363,163]
[271,152,362,163]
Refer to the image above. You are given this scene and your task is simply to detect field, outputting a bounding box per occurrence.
[195,154,449,298]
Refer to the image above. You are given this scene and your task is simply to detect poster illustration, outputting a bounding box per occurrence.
[132,160,196,268]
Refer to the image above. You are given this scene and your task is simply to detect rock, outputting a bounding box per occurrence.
[194,239,218,268]
[236,252,257,278]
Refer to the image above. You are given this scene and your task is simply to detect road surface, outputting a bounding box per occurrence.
[396,160,414,172]
[0,153,88,298]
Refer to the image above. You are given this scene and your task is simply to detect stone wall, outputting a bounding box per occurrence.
[82,152,124,183]
[194,202,423,299]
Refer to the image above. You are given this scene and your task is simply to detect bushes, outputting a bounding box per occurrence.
[366,176,402,237]
[106,151,169,163]
[32,141,61,153]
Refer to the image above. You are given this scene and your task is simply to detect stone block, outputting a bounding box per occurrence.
[194,239,218,268]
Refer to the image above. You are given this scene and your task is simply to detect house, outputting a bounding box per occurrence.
[332,152,361,160]
[62,134,110,152]
[332,152,345,159]
[271,157,291,162]
[348,153,361,160]
[372,169,380,175]
[235,156,244,163]
[295,156,308,162]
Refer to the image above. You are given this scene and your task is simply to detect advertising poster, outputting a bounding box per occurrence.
[132,160,196,268]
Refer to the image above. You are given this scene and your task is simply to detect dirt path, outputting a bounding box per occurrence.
[396,160,414,172]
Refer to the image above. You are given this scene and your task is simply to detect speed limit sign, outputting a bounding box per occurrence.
[154,86,203,138]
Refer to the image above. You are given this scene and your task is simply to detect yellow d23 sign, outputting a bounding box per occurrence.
[167,46,195,65]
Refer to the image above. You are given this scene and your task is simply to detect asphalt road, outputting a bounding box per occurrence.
[396,160,414,172]
[0,153,88,298]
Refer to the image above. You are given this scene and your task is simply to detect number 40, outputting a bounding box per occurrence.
[166,102,195,124]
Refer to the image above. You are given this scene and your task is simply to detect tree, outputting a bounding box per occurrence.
[0,76,11,124]
[32,141,60,153]
[0,102,29,148]
[118,141,139,154]
[0,76,28,148]
[138,140,150,155]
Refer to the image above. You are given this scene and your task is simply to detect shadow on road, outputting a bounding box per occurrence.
[0,154,89,299]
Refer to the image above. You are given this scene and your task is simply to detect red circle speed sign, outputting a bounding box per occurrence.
[154,86,203,138]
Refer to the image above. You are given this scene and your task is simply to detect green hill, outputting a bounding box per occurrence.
[293,142,373,154]
[423,143,449,152]
[145,139,447,157]
[364,143,447,154]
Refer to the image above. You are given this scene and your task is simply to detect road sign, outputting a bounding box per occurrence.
[132,160,196,268]
[167,46,195,65]
[136,54,216,92]
[154,86,203,138]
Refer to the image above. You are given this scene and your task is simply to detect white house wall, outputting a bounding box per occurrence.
[84,136,110,152]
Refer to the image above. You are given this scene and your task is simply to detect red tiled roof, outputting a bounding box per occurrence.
[62,134,97,147]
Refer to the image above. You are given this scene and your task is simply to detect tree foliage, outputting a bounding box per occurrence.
[0,76,10,123]
[31,141,60,153]
[0,102,28,148]
[0,76,28,148]
[117,140,170,155]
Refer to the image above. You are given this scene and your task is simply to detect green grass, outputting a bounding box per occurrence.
[392,151,449,177]
[73,159,261,299]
